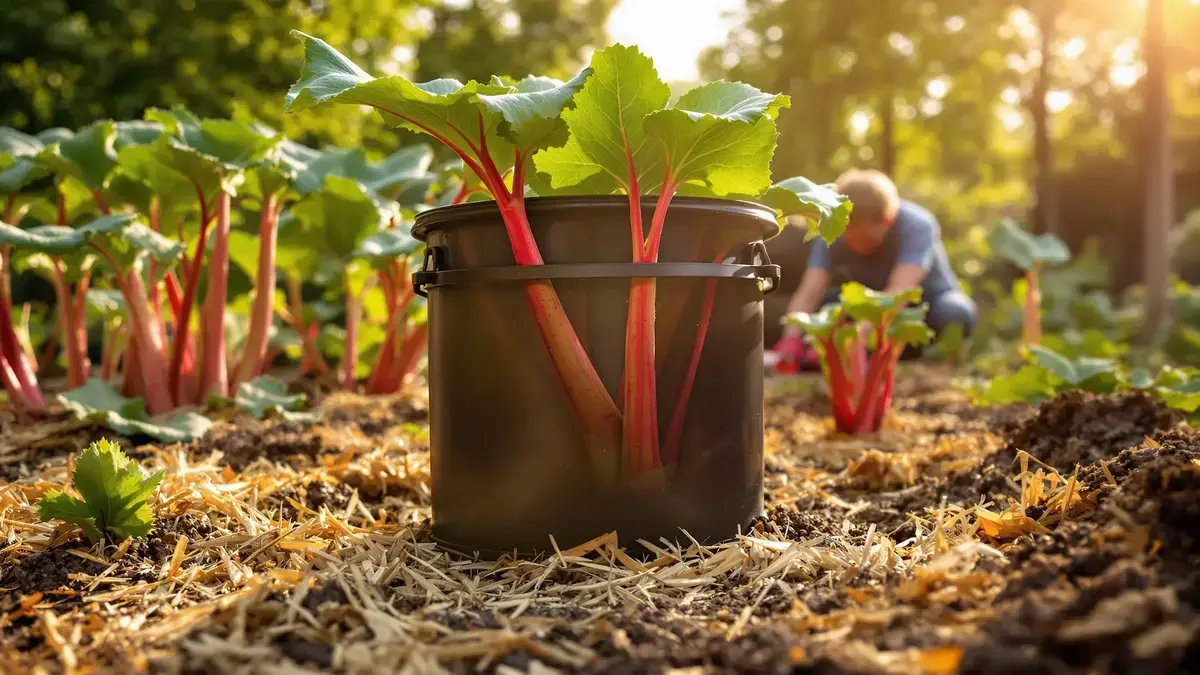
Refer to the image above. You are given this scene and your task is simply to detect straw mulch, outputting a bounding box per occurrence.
[1,366,1196,674]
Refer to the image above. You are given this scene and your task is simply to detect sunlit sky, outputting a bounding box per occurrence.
[607,0,744,82]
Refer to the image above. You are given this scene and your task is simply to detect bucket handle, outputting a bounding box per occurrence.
[414,242,781,297]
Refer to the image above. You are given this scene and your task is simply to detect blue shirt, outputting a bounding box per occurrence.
[807,200,960,297]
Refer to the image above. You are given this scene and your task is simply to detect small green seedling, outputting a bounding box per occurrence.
[785,283,933,434]
[989,219,1070,346]
[37,438,164,543]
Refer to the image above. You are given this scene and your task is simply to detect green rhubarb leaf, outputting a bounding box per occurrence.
[234,376,313,421]
[352,228,421,266]
[0,127,49,193]
[286,33,513,174]
[365,145,435,198]
[37,490,104,543]
[784,304,844,341]
[759,177,853,244]
[642,81,789,197]
[150,107,281,199]
[36,121,119,190]
[888,306,935,347]
[280,175,390,279]
[1156,378,1200,414]
[977,365,1059,406]
[533,45,669,193]
[113,120,165,148]
[85,288,125,325]
[989,219,1070,270]
[76,214,185,272]
[477,69,592,153]
[9,227,98,285]
[115,143,201,220]
[1027,345,1118,390]
[840,282,923,326]
[0,222,86,254]
[58,379,213,443]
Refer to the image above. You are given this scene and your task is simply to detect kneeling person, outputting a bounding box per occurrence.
[770,169,976,368]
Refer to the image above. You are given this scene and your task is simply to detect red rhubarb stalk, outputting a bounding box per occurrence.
[168,188,215,401]
[1023,266,1041,345]
[342,274,364,391]
[0,353,25,407]
[852,344,894,435]
[0,258,43,408]
[231,192,279,390]
[117,270,173,414]
[199,191,232,399]
[122,333,141,397]
[50,263,85,388]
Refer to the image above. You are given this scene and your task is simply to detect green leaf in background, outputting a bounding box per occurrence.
[35,121,119,190]
[77,214,186,272]
[58,379,213,443]
[352,228,421,267]
[36,438,164,543]
[988,219,1071,271]
[1026,345,1118,389]
[279,175,390,279]
[976,365,1059,406]
[0,127,49,193]
[759,177,853,244]
[478,69,592,154]
[232,376,314,421]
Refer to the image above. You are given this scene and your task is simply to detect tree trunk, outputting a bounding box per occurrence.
[1142,0,1174,343]
[1030,0,1060,237]
[879,94,897,177]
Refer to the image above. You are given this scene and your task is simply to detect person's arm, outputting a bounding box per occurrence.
[885,208,936,296]
[780,267,830,340]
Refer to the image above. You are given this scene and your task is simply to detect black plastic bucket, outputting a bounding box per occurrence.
[412,196,780,555]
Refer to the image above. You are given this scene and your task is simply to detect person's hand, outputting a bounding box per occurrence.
[767,333,814,373]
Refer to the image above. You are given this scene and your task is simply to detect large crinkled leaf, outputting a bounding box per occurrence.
[759,177,853,244]
[58,379,213,443]
[23,175,103,225]
[0,127,48,193]
[477,69,592,152]
[1156,378,1200,414]
[642,81,789,196]
[286,33,513,173]
[989,219,1070,270]
[533,44,670,192]
[36,121,119,189]
[293,146,433,200]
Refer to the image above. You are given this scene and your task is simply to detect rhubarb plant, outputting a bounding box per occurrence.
[37,438,165,543]
[989,219,1070,346]
[785,283,934,434]
[286,36,849,478]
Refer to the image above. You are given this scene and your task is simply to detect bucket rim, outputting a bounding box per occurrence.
[411,195,781,242]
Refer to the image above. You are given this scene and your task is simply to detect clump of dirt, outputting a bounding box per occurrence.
[126,514,218,562]
[997,391,1181,472]
[0,547,107,597]
[267,481,356,520]
[959,434,1200,674]
[197,421,325,471]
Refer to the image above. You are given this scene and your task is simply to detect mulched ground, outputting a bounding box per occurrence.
[1,366,1197,674]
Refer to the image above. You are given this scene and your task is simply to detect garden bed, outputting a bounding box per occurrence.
[1,364,1197,674]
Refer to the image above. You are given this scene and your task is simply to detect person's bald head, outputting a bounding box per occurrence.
[835,169,900,255]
